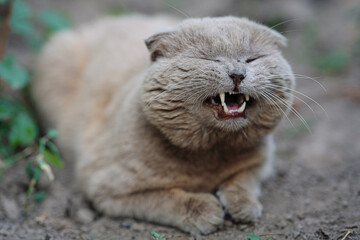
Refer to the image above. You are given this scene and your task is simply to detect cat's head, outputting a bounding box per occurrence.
[141,16,295,150]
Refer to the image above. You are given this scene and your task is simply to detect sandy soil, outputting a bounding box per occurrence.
[1,0,359,239]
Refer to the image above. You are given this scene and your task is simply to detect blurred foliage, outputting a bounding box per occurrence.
[39,10,70,35]
[246,233,274,240]
[6,0,69,49]
[33,191,46,203]
[301,22,352,75]
[151,232,167,240]
[316,49,351,73]
[0,56,29,89]
[0,97,36,160]
[10,0,42,48]
[0,0,70,212]
[108,5,129,16]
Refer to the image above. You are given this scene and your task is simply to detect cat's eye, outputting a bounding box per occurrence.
[199,57,220,62]
[246,55,266,63]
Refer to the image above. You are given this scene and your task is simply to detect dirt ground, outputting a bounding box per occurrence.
[1,0,360,239]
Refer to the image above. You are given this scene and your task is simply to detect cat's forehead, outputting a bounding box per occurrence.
[176,16,283,57]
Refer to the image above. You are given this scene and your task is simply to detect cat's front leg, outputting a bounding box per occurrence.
[93,188,224,234]
[216,169,263,223]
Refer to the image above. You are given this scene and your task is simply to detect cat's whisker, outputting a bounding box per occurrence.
[145,80,202,106]
[260,92,284,116]
[265,83,328,118]
[265,85,318,120]
[260,91,295,128]
[263,90,308,132]
[270,18,298,30]
[170,85,207,103]
[268,73,326,92]
[279,29,300,35]
[146,80,208,110]
[163,0,191,18]
[264,90,312,133]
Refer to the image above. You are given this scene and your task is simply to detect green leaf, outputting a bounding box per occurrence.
[159,234,167,239]
[39,10,69,33]
[0,143,13,164]
[46,129,58,138]
[0,98,15,120]
[246,234,262,240]
[317,49,350,73]
[33,191,46,203]
[151,232,160,238]
[10,0,42,49]
[39,138,46,155]
[42,149,63,167]
[9,112,38,147]
[25,160,42,181]
[0,56,29,89]
[0,105,13,120]
[45,141,59,154]
[10,0,32,36]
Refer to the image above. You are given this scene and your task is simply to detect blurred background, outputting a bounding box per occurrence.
[1,0,359,239]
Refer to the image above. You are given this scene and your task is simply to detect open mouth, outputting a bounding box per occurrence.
[204,92,253,119]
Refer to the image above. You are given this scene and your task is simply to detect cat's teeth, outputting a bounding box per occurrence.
[238,101,246,112]
[245,94,250,101]
[219,92,229,113]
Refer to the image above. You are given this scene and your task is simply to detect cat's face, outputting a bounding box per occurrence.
[142,17,295,149]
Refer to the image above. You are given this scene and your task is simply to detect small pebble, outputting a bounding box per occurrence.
[120,220,133,228]
[76,208,95,224]
[131,223,146,231]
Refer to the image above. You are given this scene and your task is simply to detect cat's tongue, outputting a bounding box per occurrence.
[226,102,240,111]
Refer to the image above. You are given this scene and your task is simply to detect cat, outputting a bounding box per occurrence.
[31,15,295,234]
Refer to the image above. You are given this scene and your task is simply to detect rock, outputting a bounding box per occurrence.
[0,196,20,221]
[314,228,330,240]
[131,222,146,232]
[120,220,133,228]
[75,208,95,224]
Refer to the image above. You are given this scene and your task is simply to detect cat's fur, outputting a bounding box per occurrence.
[32,15,294,234]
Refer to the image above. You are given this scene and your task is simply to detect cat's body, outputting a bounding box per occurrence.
[32,15,294,234]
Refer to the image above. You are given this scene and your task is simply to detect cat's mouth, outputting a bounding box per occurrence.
[204,92,253,119]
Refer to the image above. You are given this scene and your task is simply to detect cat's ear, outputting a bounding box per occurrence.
[145,30,175,61]
[266,28,287,48]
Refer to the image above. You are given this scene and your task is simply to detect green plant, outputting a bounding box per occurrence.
[246,233,275,240]
[151,231,167,240]
[0,0,70,214]
[23,129,63,216]
[316,49,351,74]
[300,20,352,74]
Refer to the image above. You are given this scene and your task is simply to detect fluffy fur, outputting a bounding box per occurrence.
[32,15,294,234]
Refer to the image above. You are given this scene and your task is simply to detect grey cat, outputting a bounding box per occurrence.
[32,15,295,234]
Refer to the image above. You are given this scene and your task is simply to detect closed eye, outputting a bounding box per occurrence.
[199,57,221,62]
[246,55,266,63]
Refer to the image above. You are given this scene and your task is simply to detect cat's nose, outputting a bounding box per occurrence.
[229,71,246,91]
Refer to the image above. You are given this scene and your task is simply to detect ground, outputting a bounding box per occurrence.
[1,0,360,239]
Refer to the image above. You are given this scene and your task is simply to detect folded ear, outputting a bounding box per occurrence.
[265,28,287,48]
[145,29,176,61]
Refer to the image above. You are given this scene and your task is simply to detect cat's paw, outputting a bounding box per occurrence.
[216,190,262,223]
[180,193,224,235]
